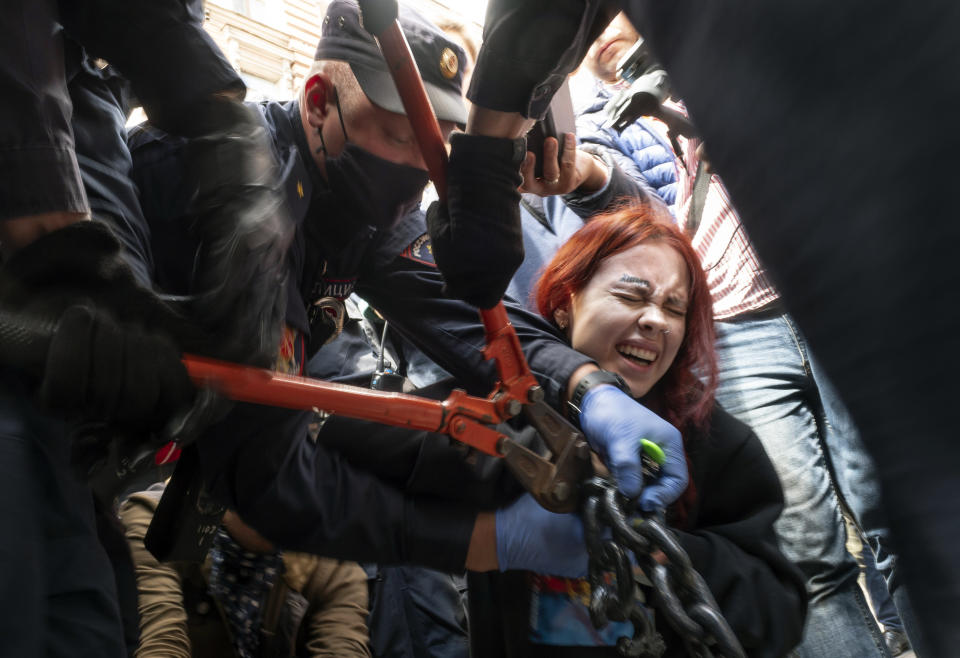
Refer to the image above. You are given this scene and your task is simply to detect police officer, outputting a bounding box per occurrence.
[0,0,292,653]
[429,1,960,652]
[128,0,686,585]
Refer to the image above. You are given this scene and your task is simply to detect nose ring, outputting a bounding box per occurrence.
[662,329,671,335]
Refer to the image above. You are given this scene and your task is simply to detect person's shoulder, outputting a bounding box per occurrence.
[251,99,289,132]
[251,99,316,225]
[246,99,299,156]
[372,205,436,266]
[694,402,761,462]
[689,403,782,502]
[577,97,608,120]
[708,403,753,439]
[127,121,186,157]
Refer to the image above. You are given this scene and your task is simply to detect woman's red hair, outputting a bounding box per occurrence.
[534,203,718,436]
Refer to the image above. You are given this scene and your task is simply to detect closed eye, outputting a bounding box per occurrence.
[386,131,413,147]
[665,296,688,316]
[612,291,646,304]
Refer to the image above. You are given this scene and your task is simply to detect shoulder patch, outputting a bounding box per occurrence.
[401,232,436,267]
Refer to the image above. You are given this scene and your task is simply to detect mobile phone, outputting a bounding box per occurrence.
[526,78,576,179]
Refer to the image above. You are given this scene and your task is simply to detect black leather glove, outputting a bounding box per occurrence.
[426,133,526,309]
[0,221,201,428]
[184,98,294,366]
[41,305,195,426]
[0,221,208,346]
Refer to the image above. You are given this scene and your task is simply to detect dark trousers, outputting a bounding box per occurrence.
[365,565,469,658]
[0,373,125,657]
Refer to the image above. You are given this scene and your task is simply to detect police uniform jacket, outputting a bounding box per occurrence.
[128,98,596,571]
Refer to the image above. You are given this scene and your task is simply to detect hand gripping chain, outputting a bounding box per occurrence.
[581,477,746,658]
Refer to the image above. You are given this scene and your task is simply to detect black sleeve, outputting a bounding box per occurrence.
[561,150,653,221]
[671,408,807,657]
[0,0,86,221]
[58,0,244,133]
[197,402,477,572]
[314,412,531,510]
[468,0,618,118]
[67,44,155,285]
[355,227,593,409]
[126,125,198,295]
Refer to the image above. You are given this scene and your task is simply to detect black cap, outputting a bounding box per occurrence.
[314,0,467,124]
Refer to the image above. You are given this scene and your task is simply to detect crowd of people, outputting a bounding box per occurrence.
[1,0,956,656]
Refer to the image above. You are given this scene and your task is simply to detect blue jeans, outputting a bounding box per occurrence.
[714,307,912,657]
[862,544,904,633]
[0,373,125,658]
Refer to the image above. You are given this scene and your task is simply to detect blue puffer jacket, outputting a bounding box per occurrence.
[577,83,679,210]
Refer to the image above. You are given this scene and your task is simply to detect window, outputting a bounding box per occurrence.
[229,0,284,28]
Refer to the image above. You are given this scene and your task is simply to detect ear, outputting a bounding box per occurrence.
[303,73,333,131]
[553,308,570,331]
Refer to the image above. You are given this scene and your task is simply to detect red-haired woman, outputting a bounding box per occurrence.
[469,205,807,657]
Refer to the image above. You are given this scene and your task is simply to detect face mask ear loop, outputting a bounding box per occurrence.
[316,126,327,155]
[315,86,347,154]
[317,88,348,155]
[334,87,349,143]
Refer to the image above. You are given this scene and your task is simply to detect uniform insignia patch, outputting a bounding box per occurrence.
[401,232,436,266]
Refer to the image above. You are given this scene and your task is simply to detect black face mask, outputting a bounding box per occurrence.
[319,92,429,231]
[323,142,428,230]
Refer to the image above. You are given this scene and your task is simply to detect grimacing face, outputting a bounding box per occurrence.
[561,240,689,398]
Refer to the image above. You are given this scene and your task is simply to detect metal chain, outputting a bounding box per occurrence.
[581,477,746,658]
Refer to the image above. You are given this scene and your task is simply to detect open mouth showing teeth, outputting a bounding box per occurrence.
[617,345,656,366]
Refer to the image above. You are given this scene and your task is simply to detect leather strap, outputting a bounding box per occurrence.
[567,369,630,427]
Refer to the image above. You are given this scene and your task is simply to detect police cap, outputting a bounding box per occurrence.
[314,0,468,125]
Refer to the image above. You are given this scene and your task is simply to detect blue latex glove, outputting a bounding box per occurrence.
[579,384,688,511]
[495,493,589,578]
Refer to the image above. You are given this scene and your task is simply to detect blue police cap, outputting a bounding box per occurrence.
[315,0,468,125]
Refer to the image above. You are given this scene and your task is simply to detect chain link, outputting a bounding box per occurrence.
[581,477,746,658]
